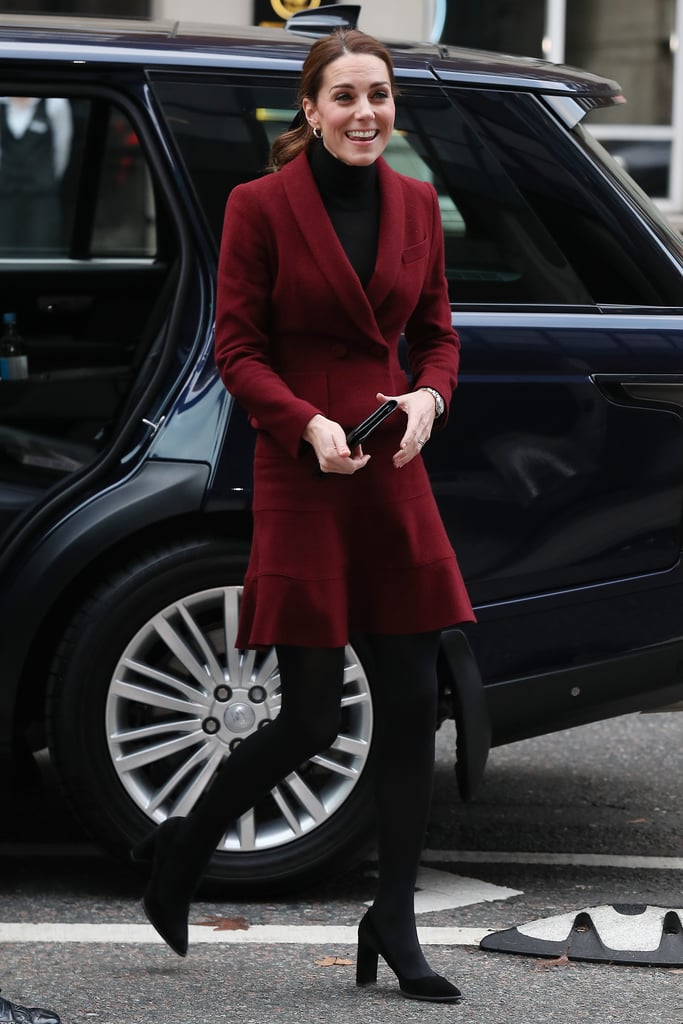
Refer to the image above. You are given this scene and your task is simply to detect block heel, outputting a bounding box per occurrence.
[356,911,463,1004]
[355,932,379,986]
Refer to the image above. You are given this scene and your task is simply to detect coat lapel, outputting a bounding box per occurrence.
[366,157,405,312]
[280,153,405,346]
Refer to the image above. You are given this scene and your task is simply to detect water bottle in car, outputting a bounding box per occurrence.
[0,312,28,380]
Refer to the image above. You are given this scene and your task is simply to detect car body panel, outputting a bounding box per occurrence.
[0,14,621,96]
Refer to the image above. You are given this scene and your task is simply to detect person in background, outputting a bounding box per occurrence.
[0,97,72,254]
[0,988,60,1024]
[133,28,474,1005]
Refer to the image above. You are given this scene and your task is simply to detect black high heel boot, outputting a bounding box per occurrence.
[356,912,463,1004]
[131,816,192,957]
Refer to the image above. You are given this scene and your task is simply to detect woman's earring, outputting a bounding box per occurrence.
[312,126,322,140]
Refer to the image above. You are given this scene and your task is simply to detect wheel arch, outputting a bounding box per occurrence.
[1,459,253,759]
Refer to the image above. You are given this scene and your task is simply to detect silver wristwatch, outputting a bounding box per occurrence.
[421,386,445,418]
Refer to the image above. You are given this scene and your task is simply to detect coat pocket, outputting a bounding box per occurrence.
[401,238,429,264]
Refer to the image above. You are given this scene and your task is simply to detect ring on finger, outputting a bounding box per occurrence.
[417,438,427,449]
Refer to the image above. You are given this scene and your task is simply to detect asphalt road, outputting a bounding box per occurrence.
[3,711,683,1024]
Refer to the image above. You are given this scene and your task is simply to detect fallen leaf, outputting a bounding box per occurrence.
[534,952,575,970]
[194,914,249,931]
[315,956,354,967]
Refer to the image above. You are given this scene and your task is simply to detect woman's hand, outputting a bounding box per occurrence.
[303,414,371,475]
[376,389,437,469]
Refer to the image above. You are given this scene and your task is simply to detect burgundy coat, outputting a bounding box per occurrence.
[215,152,474,649]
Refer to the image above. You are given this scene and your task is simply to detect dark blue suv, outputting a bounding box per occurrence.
[2,8,683,893]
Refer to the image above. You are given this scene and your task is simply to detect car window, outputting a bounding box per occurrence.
[153,74,683,311]
[392,90,593,307]
[90,106,156,258]
[0,96,74,258]
[0,90,178,536]
[575,118,683,266]
[0,97,156,259]
[453,89,683,307]
[152,77,593,307]
[150,77,296,247]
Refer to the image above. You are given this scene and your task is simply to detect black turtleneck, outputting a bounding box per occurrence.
[308,140,380,290]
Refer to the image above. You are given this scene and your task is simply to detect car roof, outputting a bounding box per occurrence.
[0,13,622,98]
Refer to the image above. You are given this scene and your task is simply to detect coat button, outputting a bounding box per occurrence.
[331,343,348,359]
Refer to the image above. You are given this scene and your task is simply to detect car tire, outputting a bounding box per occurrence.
[47,536,376,894]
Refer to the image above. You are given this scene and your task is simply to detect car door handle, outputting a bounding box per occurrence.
[592,374,683,413]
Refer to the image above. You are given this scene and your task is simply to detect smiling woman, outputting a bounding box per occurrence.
[301,54,395,166]
[132,25,473,1006]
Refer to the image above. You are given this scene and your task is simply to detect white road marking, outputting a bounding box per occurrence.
[360,866,521,912]
[422,849,683,870]
[0,868,511,947]
[3,848,679,949]
[413,867,521,912]
[0,923,492,946]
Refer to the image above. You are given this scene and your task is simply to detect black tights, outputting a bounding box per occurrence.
[364,631,441,977]
[174,645,346,861]
[174,634,440,978]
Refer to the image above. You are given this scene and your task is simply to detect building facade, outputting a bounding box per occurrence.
[436,0,680,220]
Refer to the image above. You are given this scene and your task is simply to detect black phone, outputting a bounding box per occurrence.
[346,399,399,448]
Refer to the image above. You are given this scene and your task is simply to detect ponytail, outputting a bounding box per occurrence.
[269,110,312,171]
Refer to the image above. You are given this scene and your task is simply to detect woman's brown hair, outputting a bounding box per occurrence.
[269,28,394,171]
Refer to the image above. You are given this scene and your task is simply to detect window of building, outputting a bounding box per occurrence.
[565,0,675,126]
[440,0,546,59]
[440,0,680,209]
[564,0,677,203]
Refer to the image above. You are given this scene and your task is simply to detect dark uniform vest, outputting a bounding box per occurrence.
[0,99,62,252]
[0,99,56,194]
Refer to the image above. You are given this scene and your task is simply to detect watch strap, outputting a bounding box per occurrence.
[420,386,445,417]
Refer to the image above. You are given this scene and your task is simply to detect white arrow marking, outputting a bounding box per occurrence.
[413,867,522,913]
[361,865,522,911]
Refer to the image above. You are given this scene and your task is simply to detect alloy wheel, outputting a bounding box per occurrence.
[105,585,373,852]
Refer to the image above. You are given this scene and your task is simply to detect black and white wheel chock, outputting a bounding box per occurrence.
[480,904,683,965]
